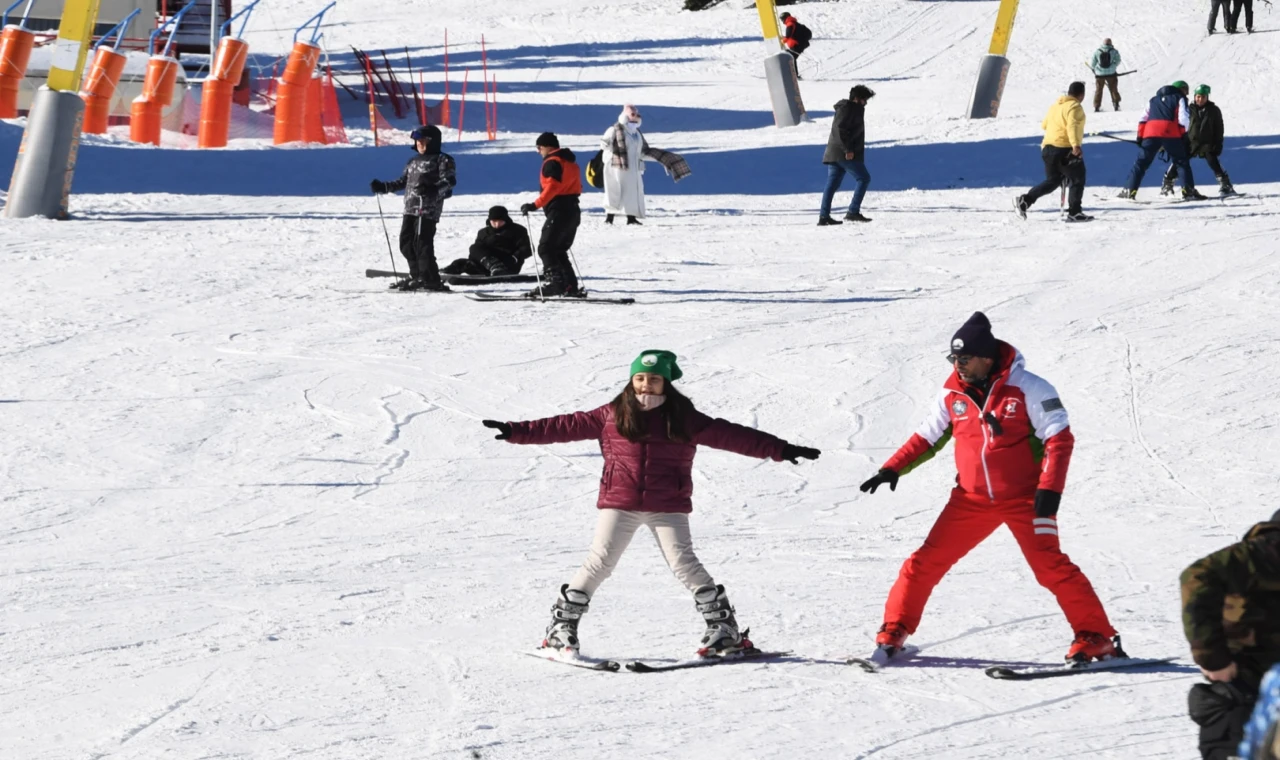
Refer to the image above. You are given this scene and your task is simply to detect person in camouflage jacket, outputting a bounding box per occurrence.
[1181,510,1280,759]
[371,125,457,290]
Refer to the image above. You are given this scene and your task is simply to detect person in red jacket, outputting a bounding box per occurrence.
[519,132,584,298]
[482,350,820,658]
[859,312,1120,663]
[779,12,812,74]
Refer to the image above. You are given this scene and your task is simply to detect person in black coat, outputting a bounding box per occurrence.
[818,85,875,226]
[441,206,533,276]
[1162,84,1234,196]
[371,125,457,291]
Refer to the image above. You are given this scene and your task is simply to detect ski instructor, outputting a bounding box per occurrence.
[859,312,1121,663]
[519,132,584,299]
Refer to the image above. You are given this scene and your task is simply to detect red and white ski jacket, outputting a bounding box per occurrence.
[882,342,1073,501]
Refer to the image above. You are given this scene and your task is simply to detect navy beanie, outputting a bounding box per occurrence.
[950,312,999,359]
[536,131,560,148]
[1272,509,1280,524]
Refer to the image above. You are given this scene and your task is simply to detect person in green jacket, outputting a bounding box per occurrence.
[1181,510,1280,759]
[1090,38,1122,112]
[1163,84,1234,196]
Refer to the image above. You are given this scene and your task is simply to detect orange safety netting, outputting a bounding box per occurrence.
[321,68,348,144]
[369,103,410,147]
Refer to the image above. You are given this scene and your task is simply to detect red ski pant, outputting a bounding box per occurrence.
[882,488,1115,636]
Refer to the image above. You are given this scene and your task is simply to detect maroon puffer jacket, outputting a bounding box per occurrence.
[505,402,788,513]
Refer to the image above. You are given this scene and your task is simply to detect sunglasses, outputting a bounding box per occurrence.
[946,354,977,366]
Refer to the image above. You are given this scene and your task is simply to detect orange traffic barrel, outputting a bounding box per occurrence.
[129,98,163,145]
[301,73,324,144]
[212,36,248,84]
[272,41,319,145]
[80,46,127,134]
[141,56,180,107]
[0,25,36,118]
[198,77,232,148]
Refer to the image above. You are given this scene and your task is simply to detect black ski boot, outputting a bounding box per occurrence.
[542,584,589,652]
[1217,174,1235,196]
[479,255,514,277]
[391,260,420,289]
[694,584,750,656]
[1160,177,1176,196]
[416,257,451,292]
[604,214,615,225]
[626,215,642,225]
[1182,187,1209,201]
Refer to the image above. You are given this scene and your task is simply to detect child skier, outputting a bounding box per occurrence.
[1162,84,1234,197]
[481,350,820,657]
[370,125,457,291]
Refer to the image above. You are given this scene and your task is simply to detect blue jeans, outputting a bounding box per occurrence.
[1123,137,1195,192]
[820,159,871,217]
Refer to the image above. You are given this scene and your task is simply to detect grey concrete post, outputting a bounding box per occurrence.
[764,51,805,128]
[5,87,86,220]
[967,54,1011,119]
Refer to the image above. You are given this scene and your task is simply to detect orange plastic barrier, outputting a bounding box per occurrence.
[272,41,320,145]
[129,56,180,145]
[80,46,127,134]
[301,73,324,144]
[198,36,249,149]
[0,25,35,118]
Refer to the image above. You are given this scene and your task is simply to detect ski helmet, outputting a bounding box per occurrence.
[1171,80,1189,92]
[1195,84,1211,96]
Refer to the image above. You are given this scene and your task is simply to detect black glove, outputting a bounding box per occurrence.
[370,179,387,194]
[482,419,512,440]
[1034,489,1061,518]
[859,469,899,494]
[782,444,820,464]
[520,202,537,214]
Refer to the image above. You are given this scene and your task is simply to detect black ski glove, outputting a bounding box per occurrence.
[782,444,820,464]
[859,468,899,494]
[1034,489,1061,518]
[520,202,537,214]
[371,179,387,194]
[482,419,512,440]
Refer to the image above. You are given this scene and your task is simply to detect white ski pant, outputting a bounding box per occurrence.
[569,509,714,597]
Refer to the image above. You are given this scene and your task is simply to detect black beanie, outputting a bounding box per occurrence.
[536,131,559,148]
[1271,509,1280,524]
[950,312,999,359]
[488,205,511,222]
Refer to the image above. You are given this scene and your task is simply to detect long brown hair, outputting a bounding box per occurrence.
[610,381,696,443]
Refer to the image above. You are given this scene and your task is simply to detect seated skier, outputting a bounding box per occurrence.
[441,206,533,277]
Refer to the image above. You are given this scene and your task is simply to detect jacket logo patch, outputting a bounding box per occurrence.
[952,399,968,416]
[1004,399,1019,416]
[1042,398,1064,413]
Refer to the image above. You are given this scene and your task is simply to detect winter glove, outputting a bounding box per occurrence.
[370,179,387,194]
[482,419,512,440]
[859,468,899,494]
[782,444,820,465]
[1034,489,1061,518]
[520,202,538,214]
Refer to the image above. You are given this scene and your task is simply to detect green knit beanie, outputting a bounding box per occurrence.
[630,350,683,382]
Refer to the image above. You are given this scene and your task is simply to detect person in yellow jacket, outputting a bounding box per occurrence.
[1014,82,1093,223]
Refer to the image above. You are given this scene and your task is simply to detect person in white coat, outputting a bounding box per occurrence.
[602,104,646,225]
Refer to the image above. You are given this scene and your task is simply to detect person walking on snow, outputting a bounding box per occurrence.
[481,350,820,657]
[600,105,692,226]
[1181,509,1280,759]
[818,84,875,226]
[1014,81,1092,222]
[1118,81,1207,200]
[1162,84,1234,197]
[1090,38,1122,112]
[440,205,532,277]
[370,125,456,291]
[1209,0,1233,34]
[780,12,812,74]
[519,132,584,298]
[859,312,1121,664]
[1230,0,1255,34]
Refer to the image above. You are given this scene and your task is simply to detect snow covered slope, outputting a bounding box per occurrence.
[3,1,1279,759]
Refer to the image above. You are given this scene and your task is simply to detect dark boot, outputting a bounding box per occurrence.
[626,215,641,225]
[694,584,749,656]
[604,214,615,224]
[391,260,420,289]
[416,256,451,291]
[478,255,514,276]
[542,584,589,652]
[1217,173,1235,195]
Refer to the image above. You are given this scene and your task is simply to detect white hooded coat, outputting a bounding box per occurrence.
[602,107,646,218]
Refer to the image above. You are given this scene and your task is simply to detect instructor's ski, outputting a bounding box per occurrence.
[521,649,621,672]
[466,291,636,305]
[624,649,793,673]
[364,268,540,285]
[985,656,1177,681]
[846,645,920,672]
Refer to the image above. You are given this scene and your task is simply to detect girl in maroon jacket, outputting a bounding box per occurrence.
[482,350,820,657]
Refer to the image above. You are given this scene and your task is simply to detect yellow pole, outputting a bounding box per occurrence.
[988,0,1020,56]
[46,0,102,92]
[756,0,780,43]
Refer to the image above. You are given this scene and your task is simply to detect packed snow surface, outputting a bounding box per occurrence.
[4,1,1279,758]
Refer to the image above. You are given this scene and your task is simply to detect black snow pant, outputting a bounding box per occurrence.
[1231,0,1254,31]
[1209,0,1231,31]
[1188,681,1256,759]
[398,215,441,284]
[1165,153,1228,186]
[1024,146,1085,215]
[466,243,520,275]
[538,202,581,290]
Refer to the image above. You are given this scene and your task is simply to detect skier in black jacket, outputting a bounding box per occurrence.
[371,125,457,291]
[1162,84,1234,196]
[441,205,533,277]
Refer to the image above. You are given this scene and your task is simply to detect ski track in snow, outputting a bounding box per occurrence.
[3,0,1279,758]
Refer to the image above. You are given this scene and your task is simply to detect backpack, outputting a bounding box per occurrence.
[586,149,605,189]
[791,22,812,51]
[1098,49,1112,69]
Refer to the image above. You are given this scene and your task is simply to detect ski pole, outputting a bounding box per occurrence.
[1088,131,1140,146]
[568,246,585,293]
[524,210,544,301]
[376,194,398,279]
